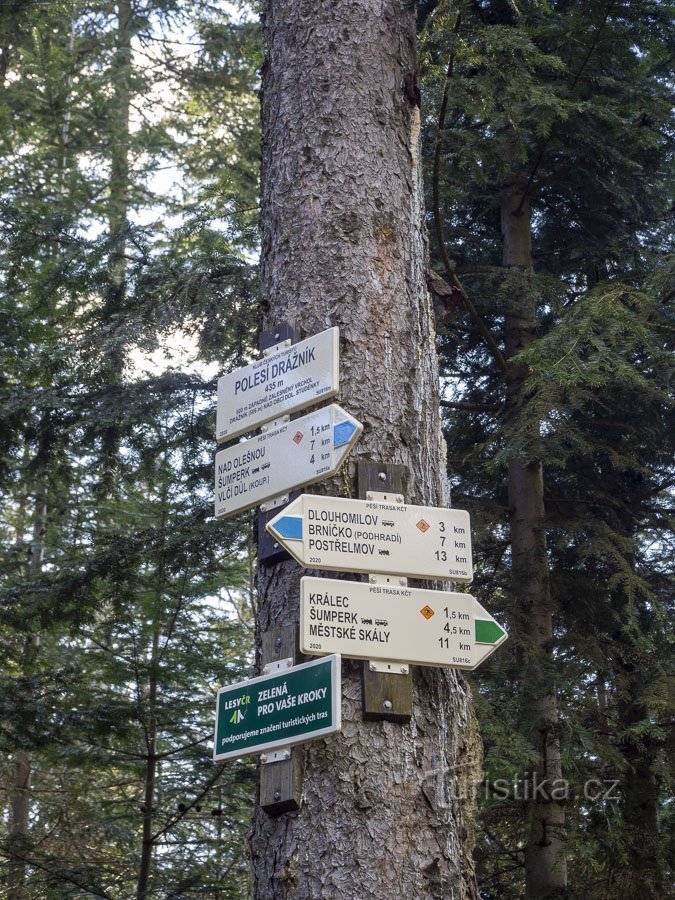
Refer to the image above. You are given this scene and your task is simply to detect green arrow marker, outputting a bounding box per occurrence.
[475,619,506,644]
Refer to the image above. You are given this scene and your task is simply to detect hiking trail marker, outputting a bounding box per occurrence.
[213,654,341,763]
[214,404,362,519]
[300,577,506,670]
[266,494,473,581]
[216,326,339,442]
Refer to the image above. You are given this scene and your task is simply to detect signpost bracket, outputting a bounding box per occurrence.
[262,339,292,357]
[366,574,410,675]
[358,462,412,723]
[260,747,291,765]
[262,657,294,676]
[259,624,304,816]
[259,492,289,515]
[368,660,410,676]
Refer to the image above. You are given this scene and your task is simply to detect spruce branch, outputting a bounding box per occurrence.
[431,8,509,379]
[514,0,618,215]
[150,764,225,842]
[0,846,114,899]
[441,400,501,413]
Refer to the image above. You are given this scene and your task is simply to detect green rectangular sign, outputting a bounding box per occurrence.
[213,654,341,762]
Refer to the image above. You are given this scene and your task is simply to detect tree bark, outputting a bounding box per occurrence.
[7,474,46,899]
[248,2,480,897]
[500,178,567,899]
[136,653,158,899]
[614,634,664,897]
[100,0,132,496]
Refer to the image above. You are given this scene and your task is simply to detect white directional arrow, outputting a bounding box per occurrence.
[214,405,362,519]
[301,577,506,670]
[266,495,473,581]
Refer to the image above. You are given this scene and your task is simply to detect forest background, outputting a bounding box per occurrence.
[0,0,672,898]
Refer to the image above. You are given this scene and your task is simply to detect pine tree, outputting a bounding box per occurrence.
[419,0,674,896]
[1,0,261,894]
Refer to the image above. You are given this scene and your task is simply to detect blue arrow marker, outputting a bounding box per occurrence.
[333,420,358,448]
[273,515,303,541]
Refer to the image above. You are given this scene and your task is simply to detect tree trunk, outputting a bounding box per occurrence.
[248,2,480,897]
[136,665,158,899]
[7,746,32,900]
[100,0,132,495]
[614,652,663,897]
[7,476,46,899]
[500,178,567,898]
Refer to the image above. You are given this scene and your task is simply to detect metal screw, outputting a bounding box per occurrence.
[366,491,374,500]
[369,575,377,584]
[275,637,282,648]
[400,665,408,674]
[399,578,406,586]
[369,662,376,671]
[260,754,267,763]
[274,332,280,340]
[273,542,279,549]
[261,425,267,433]
[260,504,267,512]
[383,700,393,711]
[396,495,404,503]
[273,791,281,801]
[378,472,387,482]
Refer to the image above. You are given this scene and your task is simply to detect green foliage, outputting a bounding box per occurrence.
[0,0,261,895]
[421,0,674,895]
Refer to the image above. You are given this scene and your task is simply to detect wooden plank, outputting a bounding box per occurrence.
[259,324,301,812]
[357,462,413,723]
[258,490,299,566]
[259,624,304,815]
[259,321,296,352]
[257,321,297,566]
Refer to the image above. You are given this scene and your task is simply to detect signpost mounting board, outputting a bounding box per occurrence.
[213,654,341,762]
[214,404,362,519]
[266,494,473,581]
[300,577,506,670]
[216,326,339,443]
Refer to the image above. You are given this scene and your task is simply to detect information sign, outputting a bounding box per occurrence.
[213,655,341,762]
[300,577,506,670]
[266,495,473,581]
[216,327,339,442]
[214,404,362,519]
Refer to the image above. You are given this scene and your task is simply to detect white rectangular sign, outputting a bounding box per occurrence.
[266,495,473,581]
[214,404,362,519]
[300,577,506,670]
[216,327,339,442]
